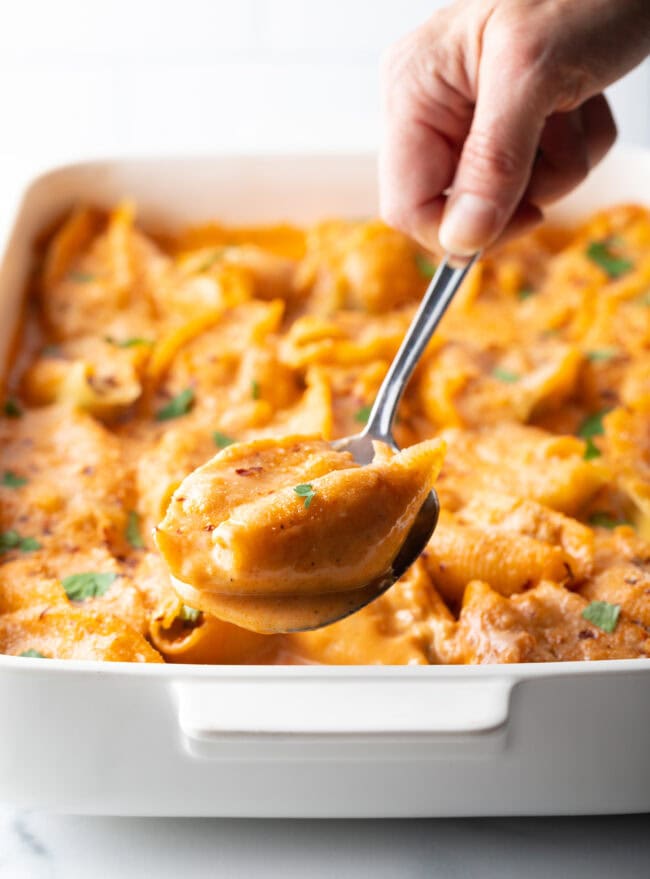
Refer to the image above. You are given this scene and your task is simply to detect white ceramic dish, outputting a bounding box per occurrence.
[1,149,650,818]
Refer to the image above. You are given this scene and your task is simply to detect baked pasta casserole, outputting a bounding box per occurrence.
[2,201,650,664]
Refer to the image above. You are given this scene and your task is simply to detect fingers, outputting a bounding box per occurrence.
[379,4,625,258]
[525,95,617,205]
[581,93,618,167]
[378,25,468,250]
[378,118,456,250]
[438,54,549,255]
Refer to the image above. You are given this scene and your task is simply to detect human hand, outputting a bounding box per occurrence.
[380,0,650,255]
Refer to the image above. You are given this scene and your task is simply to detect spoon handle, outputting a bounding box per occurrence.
[364,252,479,444]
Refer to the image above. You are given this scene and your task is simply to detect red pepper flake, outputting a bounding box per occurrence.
[235,466,263,476]
[203,524,216,532]
[578,629,596,640]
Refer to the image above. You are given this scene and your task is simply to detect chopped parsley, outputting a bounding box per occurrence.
[582,600,621,633]
[0,530,41,554]
[18,537,41,552]
[155,388,195,421]
[41,344,61,357]
[577,409,609,440]
[179,605,201,625]
[586,241,632,279]
[213,431,235,449]
[105,336,153,349]
[588,512,631,530]
[251,380,261,400]
[126,510,145,549]
[517,287,535,301]
[415,253,437,279]
[578,410,610,459]
[62,572,117,601]
[294,483,316,509]
[3,398,22,418]
[68,271,96,283]
[19,649,46,659]
[197,249,224,273]
[583,437,601,461]
[587,349,618,363]
[1,470,27,488]
[492,366,520,384]
[354,403,373,424]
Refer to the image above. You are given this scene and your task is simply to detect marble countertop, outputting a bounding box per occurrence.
[1,808,649,878]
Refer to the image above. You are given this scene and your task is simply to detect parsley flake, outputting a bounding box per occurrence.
[586,241,632,279]
[179,605,201,625]
[354,404,373,424]
[105,336,153,349]
[3,398,22,418]
[577,409,609,440]
[42,344,61,357]
[582,600,621,633]
[587,349,618,363]
[415,253,437,279]
[518,287,535,301]
[0,530,40,554]
[62,572,117,601]
[583,437,601,461]
[68,271,96,283]
[0,530,21,551]
[1,470,27,488]
[155,388,195,421]
[19,649,46,659]
[213,431,235,449]
[588,512,631,530]
[251,380,261,400]
[126,510,145,549]
[294,483,316,509]
[18,537,41,552]
[197,249,224,273]
[492,367,520,383]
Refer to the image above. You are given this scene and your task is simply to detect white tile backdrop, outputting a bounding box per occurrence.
[0,0,648,166]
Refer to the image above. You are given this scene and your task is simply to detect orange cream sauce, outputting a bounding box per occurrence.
[154,435,444,632]
[1,203,650,663]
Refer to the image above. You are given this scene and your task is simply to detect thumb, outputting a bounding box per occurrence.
[439,55,548,255]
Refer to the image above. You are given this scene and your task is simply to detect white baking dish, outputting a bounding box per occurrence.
[1,149,650,818]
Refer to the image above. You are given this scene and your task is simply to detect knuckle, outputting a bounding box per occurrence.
[555,71,596,112]
[487,17,549,75]
[381,12,449,95]
[462,131,524,183]
[380,31,419,88]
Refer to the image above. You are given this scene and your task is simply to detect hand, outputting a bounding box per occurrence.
[379,0,650,255]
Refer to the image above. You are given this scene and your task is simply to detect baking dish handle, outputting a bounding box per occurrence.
[174,676,514,759]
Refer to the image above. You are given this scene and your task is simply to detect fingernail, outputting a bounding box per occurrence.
[439,193,498,255]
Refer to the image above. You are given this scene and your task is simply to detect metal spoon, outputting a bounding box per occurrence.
[171,253,478,634]
[315,252,480,623]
